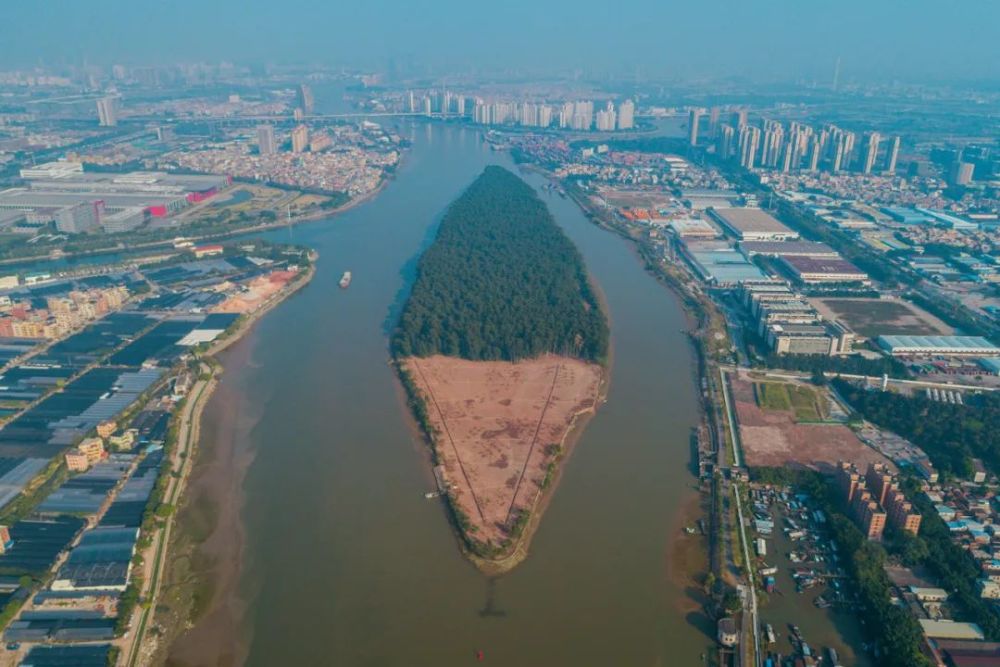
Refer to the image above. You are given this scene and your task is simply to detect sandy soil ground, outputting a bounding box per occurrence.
[404,354,603,546]
[729,373,888,473]
[211,269,299,314]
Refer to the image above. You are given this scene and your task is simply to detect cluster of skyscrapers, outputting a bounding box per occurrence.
[691,107,901,176]
[255,123,311,155]
[406,90,635,131]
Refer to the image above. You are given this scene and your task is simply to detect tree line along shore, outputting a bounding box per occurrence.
[393,166,609,569]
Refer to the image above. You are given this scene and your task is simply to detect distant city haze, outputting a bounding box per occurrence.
[2,0,999,82]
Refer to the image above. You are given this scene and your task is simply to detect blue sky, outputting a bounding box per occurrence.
[2,0,998,82]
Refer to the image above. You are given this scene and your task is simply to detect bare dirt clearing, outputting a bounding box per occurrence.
[811,297,953,338]
[403,354,603,548]
[729,372,887,473]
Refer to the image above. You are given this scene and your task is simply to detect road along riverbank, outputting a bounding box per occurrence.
[127,261,316,666]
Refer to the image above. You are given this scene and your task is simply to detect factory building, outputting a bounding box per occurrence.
[55,201,101,234]
[877,335,1000,357]
[742,282,854,355]
[679,242,767,286]
[0,165,230,234]
[738,240,839,258]
[779,255,870,284]
[709,207,799,241]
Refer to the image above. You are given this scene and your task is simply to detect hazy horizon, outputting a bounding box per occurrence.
[2,0,999,84]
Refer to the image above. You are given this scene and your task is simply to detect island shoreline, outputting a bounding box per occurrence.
[393,353,610,576]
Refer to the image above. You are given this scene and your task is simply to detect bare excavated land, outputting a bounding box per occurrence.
[403,354,603,551]
[729,373,888,473]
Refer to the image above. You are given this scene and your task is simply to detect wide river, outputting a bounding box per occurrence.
[170,121,710,665]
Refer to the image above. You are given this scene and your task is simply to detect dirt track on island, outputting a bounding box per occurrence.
[404,354,603,547]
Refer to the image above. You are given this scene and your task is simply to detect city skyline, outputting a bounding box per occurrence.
[2,1,999,83]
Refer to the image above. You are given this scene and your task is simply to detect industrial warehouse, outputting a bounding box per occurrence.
[0,161,231,234]
[708,206,799,241]
[779,255,871,284]
[876,335,1000,357]
[741,282,855,355]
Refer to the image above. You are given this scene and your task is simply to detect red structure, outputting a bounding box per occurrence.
[186,187,219,203]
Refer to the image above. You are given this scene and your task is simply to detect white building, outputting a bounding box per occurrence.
[618,99,635,130]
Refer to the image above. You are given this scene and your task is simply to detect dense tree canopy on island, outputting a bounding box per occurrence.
[393,166,608,362]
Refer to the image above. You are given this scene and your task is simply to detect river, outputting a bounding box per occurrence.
[167,121,713,666]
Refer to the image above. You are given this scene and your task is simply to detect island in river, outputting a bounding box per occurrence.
[393,165,608,571]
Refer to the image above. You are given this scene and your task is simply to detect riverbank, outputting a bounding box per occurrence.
[555,176,729,613]
[127,260,316,666]
[133,123,712,666]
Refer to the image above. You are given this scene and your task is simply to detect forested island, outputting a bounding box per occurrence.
[394,166,608,571]
[392,165,608,363]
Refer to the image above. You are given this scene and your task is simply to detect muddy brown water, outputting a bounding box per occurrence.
[167,122,717,666]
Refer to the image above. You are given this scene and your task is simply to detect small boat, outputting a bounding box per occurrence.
[339,271,352,288]
[764,623,776,644]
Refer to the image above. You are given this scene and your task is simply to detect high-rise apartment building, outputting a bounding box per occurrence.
[950,161,975,186]
[617,99,635,130]
[862,132,881,174]
[297,83,315,115]
[571,101,594,130]
[596,102,617,132]
[838,462,919,541]
[865,462,893,506]
[538,104,552,127]
[257,125,277,156]
[716,124,736,160]
[97,96,118,126]
[291,125,309,153]
[688,108,702,146]
[708,106,720,134]
[738,125,760,169]
[884,136,900,174]
[808,137,821,171]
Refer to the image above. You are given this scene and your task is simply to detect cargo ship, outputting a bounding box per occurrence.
[339,271,352,288]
